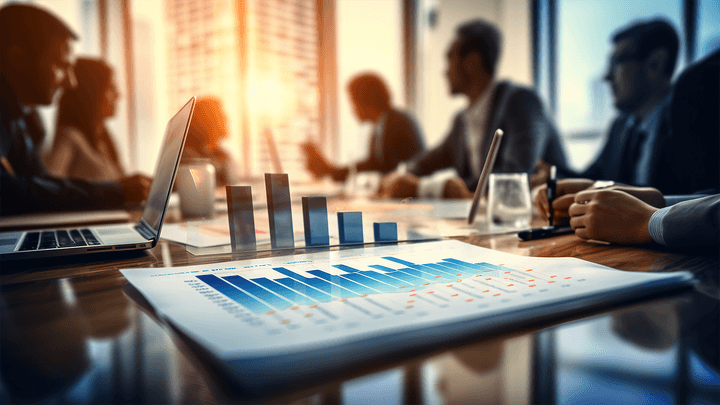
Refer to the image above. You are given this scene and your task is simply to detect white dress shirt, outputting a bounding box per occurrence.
[417,83,497,198]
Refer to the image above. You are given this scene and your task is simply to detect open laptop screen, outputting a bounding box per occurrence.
[141,97,196,235]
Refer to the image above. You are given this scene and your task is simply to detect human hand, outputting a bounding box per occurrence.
[529,160,552,189]
[568,189,659,244]
[533,178,594,224]
[605,185,665,208]
[377,172,419,199]
[443,177,473,199]
[121,174,152,206]
[301,142,333,178]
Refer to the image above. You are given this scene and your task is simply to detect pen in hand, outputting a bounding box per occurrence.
[546,165,557,226]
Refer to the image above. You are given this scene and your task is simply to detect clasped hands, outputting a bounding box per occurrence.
[533,179,666,244]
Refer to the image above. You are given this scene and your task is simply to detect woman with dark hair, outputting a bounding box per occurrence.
[45,57,124,181]
[303,72,425,181]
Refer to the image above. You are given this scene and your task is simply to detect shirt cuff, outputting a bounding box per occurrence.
[663,194,708,206]
[648,207,671,246]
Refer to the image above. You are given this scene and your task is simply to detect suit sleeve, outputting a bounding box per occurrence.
[355,110,425,173]
[660,194,720,248]
[494,89,551,174]
[0,171,125,216]
[407,113,463,177]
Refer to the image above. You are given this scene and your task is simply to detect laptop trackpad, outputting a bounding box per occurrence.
[0,232,21,254]
[94,225,147,244]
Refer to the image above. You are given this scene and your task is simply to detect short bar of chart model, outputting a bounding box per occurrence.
[302,197,330,247]
[122,240,693,392]
[338,212,364,244]
[373,222,398,242]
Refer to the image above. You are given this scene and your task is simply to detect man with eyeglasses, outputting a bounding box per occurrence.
[534,19,688,223]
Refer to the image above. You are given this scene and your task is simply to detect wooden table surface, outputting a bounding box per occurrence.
[1,209,718,404]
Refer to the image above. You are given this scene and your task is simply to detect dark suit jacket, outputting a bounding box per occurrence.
[0,77,124,216]
[407,81,568,190]
[575,50,720,195]
[576,113,650,183]
[654,49,720,195]
[332,108,424,181]
[661,194,720,248]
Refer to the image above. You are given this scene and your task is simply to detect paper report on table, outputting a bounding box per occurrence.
[121,240,693,387]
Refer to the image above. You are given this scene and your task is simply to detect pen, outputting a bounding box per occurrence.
[546,165,557,226]
[518,225,573,241]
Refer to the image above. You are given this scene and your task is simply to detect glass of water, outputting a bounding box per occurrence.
[487,173,532,230]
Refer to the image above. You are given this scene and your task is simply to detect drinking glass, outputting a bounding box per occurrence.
[487,173,532,229]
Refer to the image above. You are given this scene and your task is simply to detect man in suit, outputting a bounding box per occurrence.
[378,19,567,199]
[302,73,425,181]
[0,4,150,216]
[567,19,680,187]
[536,37,720,224]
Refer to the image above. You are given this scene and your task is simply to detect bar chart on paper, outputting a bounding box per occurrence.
[121,240,693,390]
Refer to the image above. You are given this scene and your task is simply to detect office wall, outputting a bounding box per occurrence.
[416,0,533,148]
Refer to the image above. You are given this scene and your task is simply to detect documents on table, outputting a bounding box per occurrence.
[121,240,694,391]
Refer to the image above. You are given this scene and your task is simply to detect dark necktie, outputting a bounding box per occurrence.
[12,109,47,176]
[619,123,646,185]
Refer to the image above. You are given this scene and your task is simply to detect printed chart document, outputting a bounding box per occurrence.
[121,240,694,393]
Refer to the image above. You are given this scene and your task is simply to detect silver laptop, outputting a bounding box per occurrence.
[0,97,196,261]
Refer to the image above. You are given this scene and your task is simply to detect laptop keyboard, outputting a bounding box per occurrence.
[19,229,101,251]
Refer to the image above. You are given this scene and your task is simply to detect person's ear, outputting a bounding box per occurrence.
[461,51,483,77]
[644,48,669,79]
[5,45,30,73]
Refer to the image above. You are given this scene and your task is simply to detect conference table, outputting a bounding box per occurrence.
[0,200,718,404]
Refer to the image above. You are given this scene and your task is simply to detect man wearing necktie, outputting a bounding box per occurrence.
[378,19,568,199]
[535,19,686,224]
[0,4,151,216]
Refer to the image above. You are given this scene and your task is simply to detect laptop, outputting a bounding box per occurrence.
[0,96,196,261]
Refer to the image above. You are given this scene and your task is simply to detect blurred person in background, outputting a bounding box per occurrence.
[45,58,125,181]
[302,72,425,181]
[181,96,241,186]
[378,19,568,199]
[0,3,150,216]
[536,21,719,225]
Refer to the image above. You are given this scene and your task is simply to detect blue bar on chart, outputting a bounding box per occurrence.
[373,222,397,242]
[302,197,329,246]
[337,212,363,244]
[265,173,295,249]
[226,186,257,251]
[196,275,273,313]
[195,258,527,313]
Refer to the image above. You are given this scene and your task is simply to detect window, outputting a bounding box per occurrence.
[535,0,718,171]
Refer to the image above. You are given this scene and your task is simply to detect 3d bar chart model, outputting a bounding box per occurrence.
[302,197,330,247]
[226,186,257,251]
[265,174,295,249]
[219,173,400,252]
